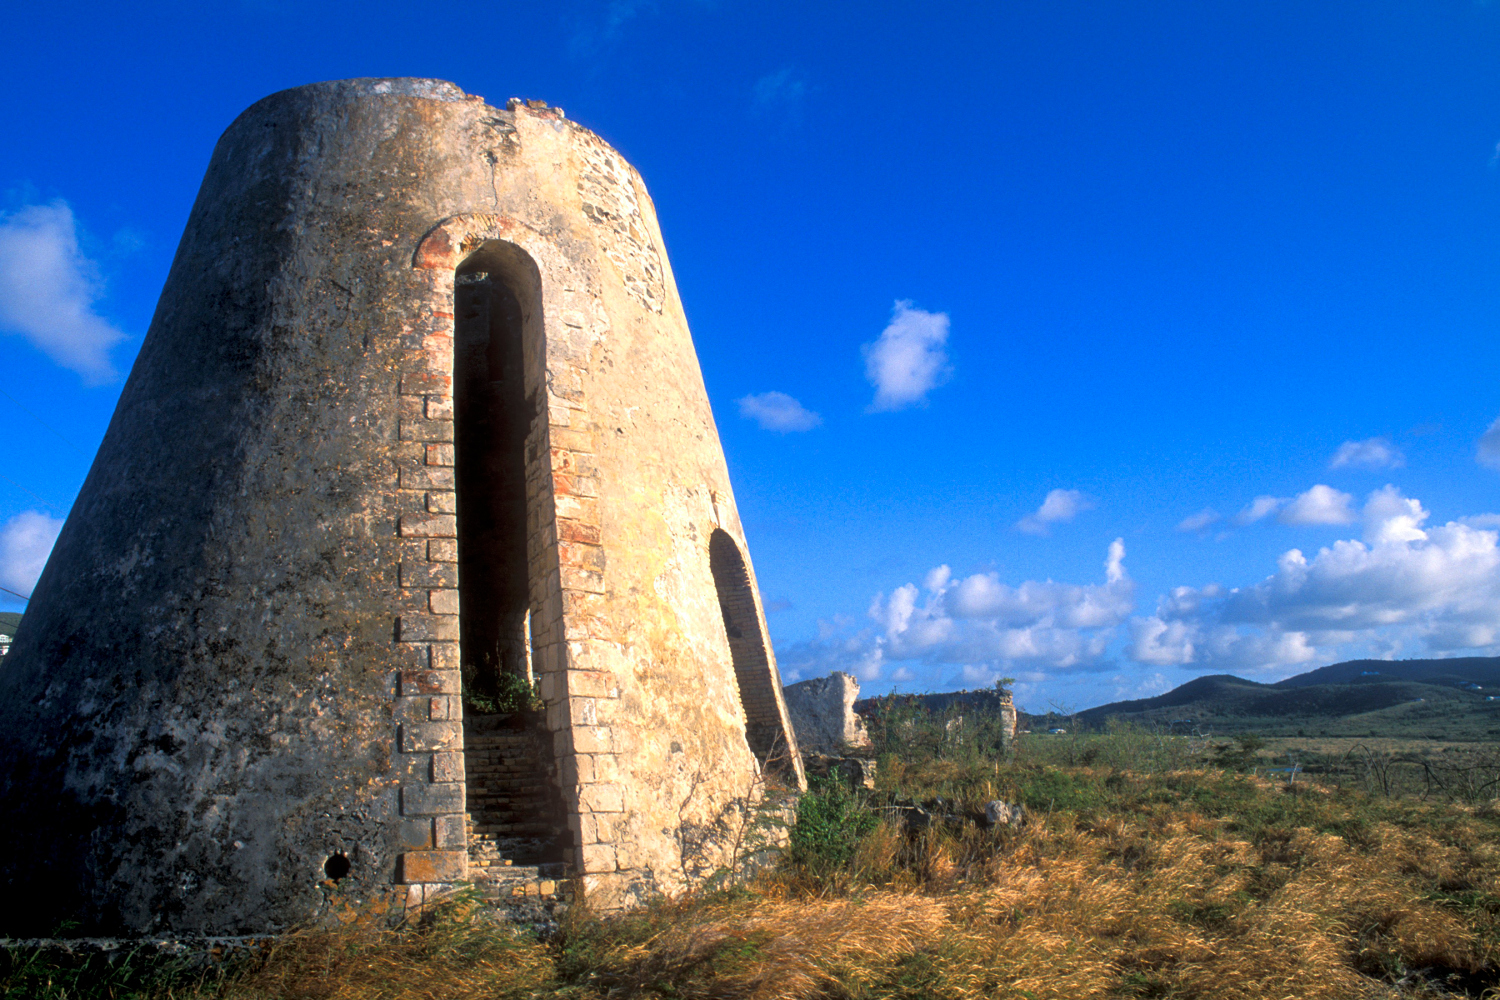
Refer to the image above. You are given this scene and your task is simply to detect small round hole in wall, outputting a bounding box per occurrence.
[324,853,351,881]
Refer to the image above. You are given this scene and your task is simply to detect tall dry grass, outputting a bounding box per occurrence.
[551,766,1500,998]
[7,765,1500,999]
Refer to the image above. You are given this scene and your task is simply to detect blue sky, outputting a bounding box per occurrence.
[3,0,1500,711]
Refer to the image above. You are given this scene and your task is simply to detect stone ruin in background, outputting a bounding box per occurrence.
[783,671,878,789]
[0,79,806,937]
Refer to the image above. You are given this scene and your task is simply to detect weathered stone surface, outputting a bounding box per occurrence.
[0,78,804,935]
[783,671,872,755]
[400,850,466,883]
[998,691,1018,756]
[983,800,1026,829]
[802,753,878,790]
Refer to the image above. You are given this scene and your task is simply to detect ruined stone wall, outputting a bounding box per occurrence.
[0,78,801,933]
[783,672,872,757]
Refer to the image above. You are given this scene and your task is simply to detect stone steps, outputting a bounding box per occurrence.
[472,862,569,902]
[463,714,567,870]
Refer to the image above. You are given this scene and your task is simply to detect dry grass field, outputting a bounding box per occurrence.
[1261,737,1495,755]
[9,740,1500,1000]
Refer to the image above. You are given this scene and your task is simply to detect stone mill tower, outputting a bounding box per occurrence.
[0,78,804,935]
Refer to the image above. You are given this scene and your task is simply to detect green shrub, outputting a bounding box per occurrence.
[787,778,880,878]
[463,671,541,715]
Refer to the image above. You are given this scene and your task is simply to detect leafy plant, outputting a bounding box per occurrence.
[463,671,541,715]
[786,777,880,879]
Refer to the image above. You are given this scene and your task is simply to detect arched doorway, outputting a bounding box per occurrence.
[453,241,564,869]
[709,529,794,774]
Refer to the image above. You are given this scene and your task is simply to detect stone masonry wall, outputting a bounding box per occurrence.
[711,531,795,771]
[783,672,872,757]
[0,79,802,932]
[463,714,564,873]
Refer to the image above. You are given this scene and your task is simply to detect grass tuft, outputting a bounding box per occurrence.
[10,753,1500,997]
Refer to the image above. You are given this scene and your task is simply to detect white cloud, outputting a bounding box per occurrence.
[1129,615,1197,666]
[1278,484,1356,526]
[1129,488,1500,673]
[886,538,1131,664]
[0,201,127,382]
[1479,416,1500,471]
[1177,508,1220,533]
[775,626,886,684]
[863,300,952,411]
[1017,488,1093,535]
[1361,484,1428,544]
[781,485,1500,699]
[1330,436,1405,470]
[776,540,1132,690]
[1224,484,1368,532]
[1232,495,1283,526]
[1105,537,1126,584]
[0,510,63,598]
[737,391,822,432]
[1110,671,1172,701]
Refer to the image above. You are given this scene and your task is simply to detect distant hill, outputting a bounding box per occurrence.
[853,656,1500,740]
[0,612,20,638]
[1072,656,1500,740]
[1273,657,1500,689]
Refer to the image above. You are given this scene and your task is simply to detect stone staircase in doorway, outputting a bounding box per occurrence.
[463,712,570,919]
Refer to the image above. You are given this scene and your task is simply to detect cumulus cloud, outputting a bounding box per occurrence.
[737,391,821,432]
[1129,614,1199,666]
[875,538,1131,667]
[1017,489,1093,535]
[863,300,952,411]
[776,624,886,684]
[1225,485,1362,531]
[1233,495,1283,526]
[1278,485,1356,526]
[1129,487,1500,673]
[1177,508,1220,533]
[778,539,1134,689]
[0,510,63,599]
[0,201,127,381]
[1479,416,1500,471]
[781,484,1500,698]
[1330,436,1405,470]
[1361,484,1428,543]
[1105,538,1126,584]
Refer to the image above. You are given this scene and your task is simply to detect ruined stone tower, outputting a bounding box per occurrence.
[0,78,803,935]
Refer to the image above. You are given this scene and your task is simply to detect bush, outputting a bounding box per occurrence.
[12,762,1500,999]
[786,777,881,879]
[463,671,541,715]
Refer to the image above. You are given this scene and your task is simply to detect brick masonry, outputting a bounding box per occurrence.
[463,713,565,873]
[711,531,797,773]
[406,211,630,902]
[390,292,468,892]
[0,80,807,933]
[398,127,810,907]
